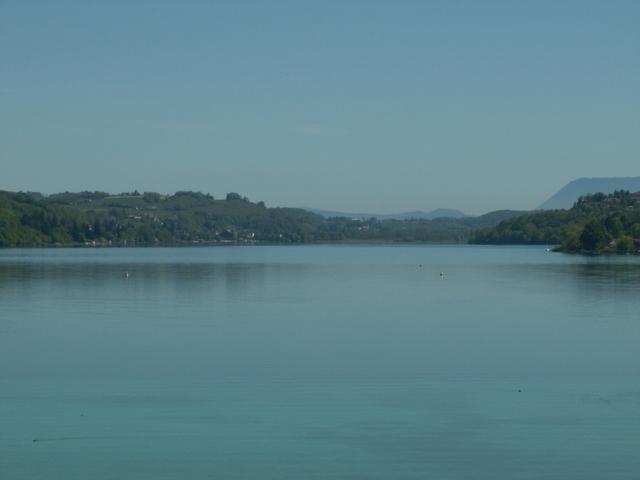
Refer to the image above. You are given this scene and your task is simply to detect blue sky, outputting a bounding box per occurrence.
[1,1,638,214]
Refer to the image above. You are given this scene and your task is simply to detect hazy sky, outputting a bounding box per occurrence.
[1,1,638,214]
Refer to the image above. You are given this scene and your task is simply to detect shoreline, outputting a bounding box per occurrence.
[0,239,472,249]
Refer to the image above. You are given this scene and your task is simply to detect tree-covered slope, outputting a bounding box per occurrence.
[0,191,82,246]
[0,190,521,247]
[471,191,640,253]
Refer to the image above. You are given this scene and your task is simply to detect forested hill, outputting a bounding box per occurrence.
[0,190,522,247]
[539,177,640,210]
[470,191,640,253]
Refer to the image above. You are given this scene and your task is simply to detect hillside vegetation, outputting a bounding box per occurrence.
[471,191,640,253]
[0,190,522,247]
[538,177,640,209]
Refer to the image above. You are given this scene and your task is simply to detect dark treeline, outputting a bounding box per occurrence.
[0,190,521,247]
[470,191,640,253]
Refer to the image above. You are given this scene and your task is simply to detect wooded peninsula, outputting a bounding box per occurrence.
[471,191,640,254]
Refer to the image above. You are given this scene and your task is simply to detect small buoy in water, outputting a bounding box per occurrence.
[518,389,522,393]
[123,271,129,279]
[545,248,551,252]
[439,272,445,278]
[33,439,38,443]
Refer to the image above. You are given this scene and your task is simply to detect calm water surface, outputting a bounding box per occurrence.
[1,245,640,479]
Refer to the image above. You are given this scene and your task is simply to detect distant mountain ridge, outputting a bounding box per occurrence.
[539,177,640,210]
[304,207,467,220]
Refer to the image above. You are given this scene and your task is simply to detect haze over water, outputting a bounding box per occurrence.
[2,245,640,479]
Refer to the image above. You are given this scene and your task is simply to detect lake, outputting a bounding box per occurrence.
[1,245,640,479]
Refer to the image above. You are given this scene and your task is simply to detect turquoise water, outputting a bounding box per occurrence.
[1,245,640,479]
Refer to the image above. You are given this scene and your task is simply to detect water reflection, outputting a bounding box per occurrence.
[2,246,640,479]
[0,260,315,300]
[493,259,640,304]
[1,246,640,384]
